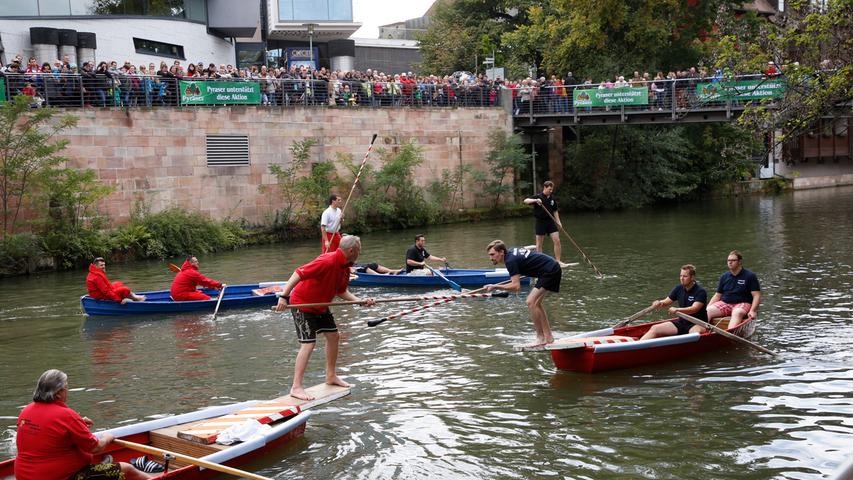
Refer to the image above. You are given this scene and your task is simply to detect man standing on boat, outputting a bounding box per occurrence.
[86,257,146,304]
[484,240,561,348]
[523,180,570,268]
[707,250,761,329]
[405,234,448,274]
[274,235,375,401]
[320,194,343,253]
[640,264,708,340]
[170,256,226,301]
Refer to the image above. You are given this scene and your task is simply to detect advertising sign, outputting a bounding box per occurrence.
[573,87,649,107]
[179,80,261,105]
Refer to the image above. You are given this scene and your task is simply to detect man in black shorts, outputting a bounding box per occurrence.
[484,240,562,348]
[523,180,568,268]
[640,264,708,340]
[352,262,402,275]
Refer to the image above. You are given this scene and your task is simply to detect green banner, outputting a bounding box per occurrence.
[0,78,5,103]
[696,79,785,101]
[179,80,260,105]
[573,87,649,107]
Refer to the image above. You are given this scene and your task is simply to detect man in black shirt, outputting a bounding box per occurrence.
[524,181,569,268]
[484,240,562,348]
[640,264,708,340]
[405,234,448,274]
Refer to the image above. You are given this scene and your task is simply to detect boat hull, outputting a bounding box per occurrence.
[349,268,531,288]
[80,283,279,316]
[549,317,758,373]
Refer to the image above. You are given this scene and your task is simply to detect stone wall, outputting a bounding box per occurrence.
[58,107,512,225]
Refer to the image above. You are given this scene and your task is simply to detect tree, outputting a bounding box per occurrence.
[482,130,530,208]
[711,0,853,143]
[0,96,78,239]
[264,138,319,225]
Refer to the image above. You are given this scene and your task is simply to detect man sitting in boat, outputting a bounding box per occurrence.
[405,234,448,275]
[86,257,146,304]
[707,250,761,330]
[640,264,708,340]
[15,369,153,480]
[170,256,226,301]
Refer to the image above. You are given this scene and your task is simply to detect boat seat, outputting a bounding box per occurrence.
[711,317,731,330]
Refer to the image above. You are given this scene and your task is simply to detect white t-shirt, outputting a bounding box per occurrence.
[320,206,342,233]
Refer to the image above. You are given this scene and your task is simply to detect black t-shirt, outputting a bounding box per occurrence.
[405,244,430,273]
[530,193,558,220]
[716,268,761,304]
[504,247,560,277]
[668,283,708,322]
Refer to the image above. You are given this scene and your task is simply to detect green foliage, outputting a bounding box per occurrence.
[41,168,114,233]
[295,161,337,221]
[0,233,43,275]
[131,207,246,258]
[40,227,110,270]
[264,138,319,226]
[427,164,473,213]
[481,131,530,208]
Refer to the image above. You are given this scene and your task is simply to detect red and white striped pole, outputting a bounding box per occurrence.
[341,133,378,220]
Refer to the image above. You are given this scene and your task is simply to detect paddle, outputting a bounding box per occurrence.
[113,439,272,480]
[273,292,509,311]
[211,285,226,319]
[426,265,462,292]
[341,133,378,219]
[675,312,777,356]
[537,205,604,278]
[613,304,658,329]
[367,279,515,327]
[168,263,181,273]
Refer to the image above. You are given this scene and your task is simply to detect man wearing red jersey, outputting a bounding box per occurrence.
[170,256,225,301]
[274,235,375,400]
[86,257,146,303]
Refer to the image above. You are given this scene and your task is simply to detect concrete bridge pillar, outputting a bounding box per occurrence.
[548,127,564,187]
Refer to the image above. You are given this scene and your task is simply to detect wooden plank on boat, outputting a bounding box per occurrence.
[544,335,635,351]
[271,383,351,410]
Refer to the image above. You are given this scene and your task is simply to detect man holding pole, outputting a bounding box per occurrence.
[524,180,570,268]
[274,235,375,401]
[320,194,343,253]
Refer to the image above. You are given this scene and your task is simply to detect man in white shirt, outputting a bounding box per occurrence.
[320,194,343,253]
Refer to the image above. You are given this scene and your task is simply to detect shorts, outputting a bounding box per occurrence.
[354,262,379,273]
[69,463,123,480]
[292,309,337,343]
[671,318,695,335]
[534,218,558,236]
[534,267,562,292]
[709,301,752,316]
[407,268,430,276]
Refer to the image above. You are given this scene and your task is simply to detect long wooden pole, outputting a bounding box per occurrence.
[341,133,378,219]
[538,205,604,278]
[113,439,272,480]
[675,312,777,356]
[212,285,226,319]
[613,304,657,329]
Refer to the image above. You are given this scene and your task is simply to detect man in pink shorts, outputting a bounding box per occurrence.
[706,250,761,329]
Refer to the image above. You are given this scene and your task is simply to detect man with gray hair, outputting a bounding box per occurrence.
[274,235,375,400]
[15,369,152,479]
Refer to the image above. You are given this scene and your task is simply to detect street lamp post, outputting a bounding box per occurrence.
[304,23,317,70]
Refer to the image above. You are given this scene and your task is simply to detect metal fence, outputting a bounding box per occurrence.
[0,73,504,109]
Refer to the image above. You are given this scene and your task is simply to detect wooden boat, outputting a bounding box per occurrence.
[0,384,349,479]
[349,268,531,288]
[80,283,281,316]
[541,317,757,373]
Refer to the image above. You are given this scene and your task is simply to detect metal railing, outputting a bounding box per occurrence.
[0,73,504,109]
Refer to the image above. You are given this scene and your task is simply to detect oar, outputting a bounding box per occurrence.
[426,265,462,292]
[538,206,604,278]
[113,439,272,480]
[341,133,378,219]
[368,280,514,327]
[212,285,226,319]
[272,292,508,311]
[613,304,657,329]
[675,312,777,356]
[168,263,181,273]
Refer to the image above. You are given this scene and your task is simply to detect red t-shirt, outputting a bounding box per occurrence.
[15,401,99,480]
[291,249,351,314]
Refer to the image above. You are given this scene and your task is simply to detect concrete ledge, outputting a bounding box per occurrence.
[793,174,853,190]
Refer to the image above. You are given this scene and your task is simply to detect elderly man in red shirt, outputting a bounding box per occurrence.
[15,369,152,480]
[274,235,375,400]
[170,256,226,301]
[86,257,146,303]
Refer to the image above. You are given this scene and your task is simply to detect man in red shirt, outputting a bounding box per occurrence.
[170,256,226,301]
[15,369,152,480]
[86,257,146,303]
[274,235,375,400]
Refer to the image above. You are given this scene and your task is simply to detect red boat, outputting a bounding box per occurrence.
[544,317,756,373]
[0,384,349,479]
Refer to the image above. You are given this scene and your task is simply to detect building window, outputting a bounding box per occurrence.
[278,0,352,21]
[133,38,185,59]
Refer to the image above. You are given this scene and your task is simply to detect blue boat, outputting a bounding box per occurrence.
[349,268,531,288]
[80,283,281,316]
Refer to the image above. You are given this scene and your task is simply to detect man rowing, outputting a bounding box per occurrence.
[640,264,708,340]
[483,240,562,348]
[706,250,761,329]
[274,235,375,400]
[405,234,448,275]
[170,256,225,301]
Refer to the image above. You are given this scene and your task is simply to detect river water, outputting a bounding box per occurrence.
[1,187,851,479]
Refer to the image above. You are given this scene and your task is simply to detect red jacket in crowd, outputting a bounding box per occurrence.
[170,260,223,301]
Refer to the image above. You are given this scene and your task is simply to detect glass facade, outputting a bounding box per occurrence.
[0,0,206,21]
[277,0,351,21]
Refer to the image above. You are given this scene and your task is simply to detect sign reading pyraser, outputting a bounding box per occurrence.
[573,87,649,107]
[179,81,261,105]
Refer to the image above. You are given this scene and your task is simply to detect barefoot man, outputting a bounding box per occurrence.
[274,235,375,400]
[484,240,562,348]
